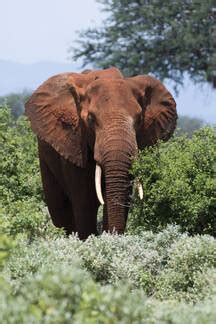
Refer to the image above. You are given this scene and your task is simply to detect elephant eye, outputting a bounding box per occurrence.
[135,113,143,127]
[87,113,96,127]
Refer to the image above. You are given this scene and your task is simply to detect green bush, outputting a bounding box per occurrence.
[1,104,215,322]
[0,105,62,240]
[0,220,15,270]
[4,227,215,302]
[1,228,215,322]
[1,270,215,324]
[130,127,216,235]
[0,105,42,204]
[1,199,63,241]
[155,235,216,301]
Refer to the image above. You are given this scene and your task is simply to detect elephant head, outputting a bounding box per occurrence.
[25,67,177,234]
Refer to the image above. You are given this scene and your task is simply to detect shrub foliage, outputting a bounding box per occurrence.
[130,128,216,235]
[1,228,216,322]
[0,105,215,322]
[0,105,61,239]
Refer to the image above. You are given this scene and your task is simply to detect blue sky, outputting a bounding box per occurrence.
[0,0,101,63]
[0,0,215,122]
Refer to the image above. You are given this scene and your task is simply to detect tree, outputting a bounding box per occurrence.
[0,90,31,119]
[71,0,216,88]
[176,115,205,137]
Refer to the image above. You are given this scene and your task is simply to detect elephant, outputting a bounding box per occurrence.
[25,67,177,239]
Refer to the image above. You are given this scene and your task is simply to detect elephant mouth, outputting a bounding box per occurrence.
[95,163,143,206]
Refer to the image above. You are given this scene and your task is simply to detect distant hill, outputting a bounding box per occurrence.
[0,60,80,95]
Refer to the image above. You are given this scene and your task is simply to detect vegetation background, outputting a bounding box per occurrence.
[0,103,215,322]
[0,0,215,322]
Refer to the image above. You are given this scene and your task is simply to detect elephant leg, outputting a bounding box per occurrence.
[39,158,75,235]
[72,182,99,240]
[65,164,99,240]
[73,201,98,240]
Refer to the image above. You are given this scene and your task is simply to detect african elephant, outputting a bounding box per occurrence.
[25,67,177,239]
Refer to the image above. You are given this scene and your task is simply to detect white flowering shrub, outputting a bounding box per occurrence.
[155,235,216,301]
[1,228,216,323]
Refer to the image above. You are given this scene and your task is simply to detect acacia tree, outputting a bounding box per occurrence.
[71,0,216,87]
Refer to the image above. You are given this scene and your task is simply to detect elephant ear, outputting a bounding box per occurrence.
[130,75,177,148]
[25,73,87,167]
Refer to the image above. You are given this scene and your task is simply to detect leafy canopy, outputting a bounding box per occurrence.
[71,0,216,87]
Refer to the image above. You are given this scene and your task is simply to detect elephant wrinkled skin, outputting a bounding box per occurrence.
[25,67,177,239]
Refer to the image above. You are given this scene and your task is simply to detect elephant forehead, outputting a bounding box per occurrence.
[87,79,133,99]
[86,79,141,116]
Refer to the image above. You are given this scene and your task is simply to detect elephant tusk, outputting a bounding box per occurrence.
[138,182,144,200]
[95,164,104,205]
[135,181,144,200]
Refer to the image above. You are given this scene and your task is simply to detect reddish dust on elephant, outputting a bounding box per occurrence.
[25,67,177,239]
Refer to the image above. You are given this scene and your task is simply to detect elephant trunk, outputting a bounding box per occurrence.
[99,121,138,233]
[103,155,133,233]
